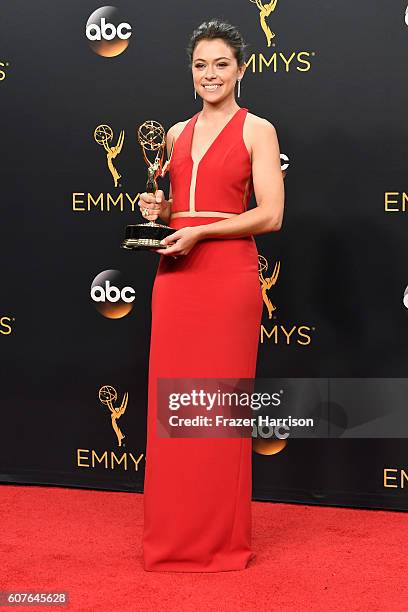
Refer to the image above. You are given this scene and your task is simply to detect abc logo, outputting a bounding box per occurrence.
[0,61,8,81]
[86,6,132,57]
[91,270,135,319]
[280,153,289,172]
[403,286,408,309]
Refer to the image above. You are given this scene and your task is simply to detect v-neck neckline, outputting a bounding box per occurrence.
[189,107,245,167]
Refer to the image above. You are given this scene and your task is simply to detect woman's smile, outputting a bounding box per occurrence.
[202,84,223,91]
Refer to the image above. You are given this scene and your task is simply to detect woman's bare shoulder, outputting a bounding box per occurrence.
[246,111,277,134]
[243,112,278,160]
[167,118,191,141]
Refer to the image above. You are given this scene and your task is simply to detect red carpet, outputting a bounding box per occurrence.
[1,484,407,611]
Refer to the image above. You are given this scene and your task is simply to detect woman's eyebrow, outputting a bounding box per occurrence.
[193,56,231,62]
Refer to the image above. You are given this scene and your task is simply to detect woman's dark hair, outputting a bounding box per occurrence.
[187,18,248,68]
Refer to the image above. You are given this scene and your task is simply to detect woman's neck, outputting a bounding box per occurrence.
[200,99,241,122]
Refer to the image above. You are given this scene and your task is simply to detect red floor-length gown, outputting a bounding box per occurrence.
[142,107,263,572]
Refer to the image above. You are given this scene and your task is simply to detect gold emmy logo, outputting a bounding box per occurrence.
[258,255,314,345]
[250,0,279,47]
[94,124,125,187]
[258,256,280,318]
[0,316,13,335]
[384,192,408,213]
[384,468,408,488]
[246,1,314,74]
[99,385,128,447]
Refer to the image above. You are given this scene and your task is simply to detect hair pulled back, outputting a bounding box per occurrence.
[186,18,248,68]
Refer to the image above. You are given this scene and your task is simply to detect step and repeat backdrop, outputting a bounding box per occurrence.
[1,1,408,510]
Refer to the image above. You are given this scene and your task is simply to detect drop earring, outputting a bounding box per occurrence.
[194,88,197,100]
[237,79,241,98]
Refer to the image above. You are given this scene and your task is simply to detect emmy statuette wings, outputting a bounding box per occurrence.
[121,120,176,251]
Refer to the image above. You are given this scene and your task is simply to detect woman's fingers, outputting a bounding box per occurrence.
[156,247,179,256]
[155,189,165,203]
[139,191,156,204]
[139,200,159,220]
[139,191,166,220]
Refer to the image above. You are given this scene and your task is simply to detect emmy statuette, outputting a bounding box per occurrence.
[121,120,176,251]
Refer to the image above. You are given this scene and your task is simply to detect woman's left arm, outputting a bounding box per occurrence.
[156,118,284,256]
[199,118,284,239]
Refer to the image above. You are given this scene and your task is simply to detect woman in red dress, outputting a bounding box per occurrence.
[140,19,284,572]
